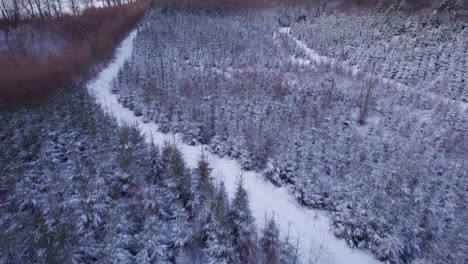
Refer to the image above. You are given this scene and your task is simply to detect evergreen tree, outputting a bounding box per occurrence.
[261,215,281,264]
[161,142,193,209]
[229,174,256,263]
[204,181,234,264]
[193,151,215,242]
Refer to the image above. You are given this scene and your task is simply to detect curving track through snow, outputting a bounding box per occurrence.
[87,29,381,264]
[280,27,467,111]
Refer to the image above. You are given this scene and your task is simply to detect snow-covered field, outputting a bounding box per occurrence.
[88,29,381,264]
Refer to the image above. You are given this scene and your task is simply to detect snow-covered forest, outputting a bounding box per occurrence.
[0,78,306,263]
[113,5,467,264]
[1,0,467,263]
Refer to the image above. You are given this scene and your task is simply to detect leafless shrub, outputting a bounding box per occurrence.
[306,240,331,264]
[358,62,376,125]
[0,2,149,105]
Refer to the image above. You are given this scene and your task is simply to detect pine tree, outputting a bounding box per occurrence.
[193,151,215,241]
[197,150,214,197]
[204,181,234,264]
[161,141,192,209]
[229,174,256,263]
[261,215,281,264]
[147,141,162,184]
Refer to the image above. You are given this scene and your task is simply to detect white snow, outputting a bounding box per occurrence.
[87,29,382,264]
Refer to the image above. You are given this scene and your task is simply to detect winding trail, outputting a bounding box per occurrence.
[281,27,467,111]
[87,29,381,264]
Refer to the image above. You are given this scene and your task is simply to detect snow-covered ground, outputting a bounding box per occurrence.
[87,30,382,264]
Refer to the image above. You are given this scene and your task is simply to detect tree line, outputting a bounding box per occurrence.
[0,0,143,24]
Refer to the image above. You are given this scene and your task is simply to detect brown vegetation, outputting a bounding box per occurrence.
[0,2,148,105]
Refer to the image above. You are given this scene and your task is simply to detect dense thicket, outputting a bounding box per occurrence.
[114,8,467,263]
[0,2,148,105]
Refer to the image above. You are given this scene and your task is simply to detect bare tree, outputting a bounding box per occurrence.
[44,0,52,17]
[1,0,11,21]
[56,0,63,16]
[50,0,63,17]
[1,0,21,23]
[33,0,45,19]
[21,0,36,18]
[68,0,79,15]
[358,62,376,125]
[316,0,321,16]
[83,0,95,9]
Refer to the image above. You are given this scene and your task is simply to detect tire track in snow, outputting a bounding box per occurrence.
[87,29,381,264]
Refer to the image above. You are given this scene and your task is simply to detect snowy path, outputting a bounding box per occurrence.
[281,27,468,111]
[280,27,360,77]
[87,30,381,264]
